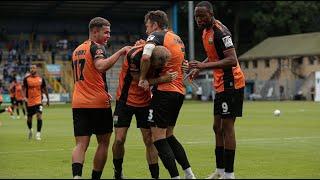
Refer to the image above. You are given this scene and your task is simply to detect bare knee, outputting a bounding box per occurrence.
[143,135,153,147]
[222,119,235,135]
[213,124,223,135]
[76,141,89,152]
[114,137,126,147]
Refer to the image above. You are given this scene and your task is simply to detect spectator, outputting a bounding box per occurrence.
[51,49,56,64]
[0,49,2,64]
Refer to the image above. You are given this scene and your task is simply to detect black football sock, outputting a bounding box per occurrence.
[154,138,179,178]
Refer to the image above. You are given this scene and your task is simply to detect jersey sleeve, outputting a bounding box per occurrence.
[90,43,108,61]
[214,28,234,51]
[146,31,166,45]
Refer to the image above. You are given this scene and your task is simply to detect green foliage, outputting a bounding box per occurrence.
[179,1,320,57]
[251,1,320,43]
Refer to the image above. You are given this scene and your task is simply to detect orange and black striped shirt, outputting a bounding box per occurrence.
[72,40,111,108]
[116,44,151,107]
[202,20,245,93]
[15,82,24,101]
[146,30,186,95]
[23,75,46,107]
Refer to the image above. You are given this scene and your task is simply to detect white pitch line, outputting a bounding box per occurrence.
[0,136,319,155]
[183,136,320,144]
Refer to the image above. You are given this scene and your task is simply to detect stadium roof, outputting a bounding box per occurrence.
[0,1,172,20]
[239,32,320,61]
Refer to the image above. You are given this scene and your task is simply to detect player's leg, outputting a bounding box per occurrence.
[222,117,236,179]
[26,106,34,139]
[137,106,159,179]
[72,136,91,179]
[35,105,43,140]
[221,88,244,179]
[15,101,20,119]
[166,126,195,179]
[72,108,92,179]
[18,101,26,118]
[10,98,16,119]
[92,132,112,179]
[165,93,195,179]
[0,102,13,114]
[206,92,225,179]
[112,127,129,179]
[149,91,179,179]
[140,128,159,179]
[0,102,5,113]
[91,108,113,179]
[23,101,27,119]
[112,102,133,179]
[151,126,180,178]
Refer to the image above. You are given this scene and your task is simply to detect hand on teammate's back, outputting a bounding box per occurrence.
[134,39,146,46]
[161,71,178,83]
[189,60,205,69]
[121,46,132,55]
[138,79,149,91]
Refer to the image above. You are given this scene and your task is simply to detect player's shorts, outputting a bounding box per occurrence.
[27,104,43,117]
[15,100,24,106]
[214,87,244,118]
[10,97,16,105]
[113,101,150,129]
[148,90,184,128]
[73,108,113,136]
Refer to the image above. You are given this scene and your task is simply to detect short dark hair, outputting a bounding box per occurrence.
[196,1,213,13]
[88,17,110,31]
[144,10,169,29]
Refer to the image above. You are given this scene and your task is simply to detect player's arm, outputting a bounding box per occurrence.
[93,44,131,73]
[22,78,28,102]
[41,78,49,106]
[139,43,155,84]
[190,32,237,70]
[189,49,237,70]
[148,71,178,85]
[139,32,164,90]
[185,57,208,80]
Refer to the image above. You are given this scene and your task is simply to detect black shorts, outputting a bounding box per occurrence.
[148,90,184,128]
[27,104,43,117]
[15,100,24,106]
[73,108,113,136]
[10,97,16,105]
[214,88,244,118]
[113,101,150,129]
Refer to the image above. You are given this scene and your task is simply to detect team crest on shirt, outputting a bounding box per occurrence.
[208,37,213,44]
[222,36,233,48]
[96,49,104,55]
[146,35,155,41]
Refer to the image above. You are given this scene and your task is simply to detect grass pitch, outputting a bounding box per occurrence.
[0,100,319,179]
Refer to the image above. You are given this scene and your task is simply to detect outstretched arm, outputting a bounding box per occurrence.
[94,46,131,72]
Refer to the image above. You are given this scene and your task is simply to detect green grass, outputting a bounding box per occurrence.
[0,101,320,179]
